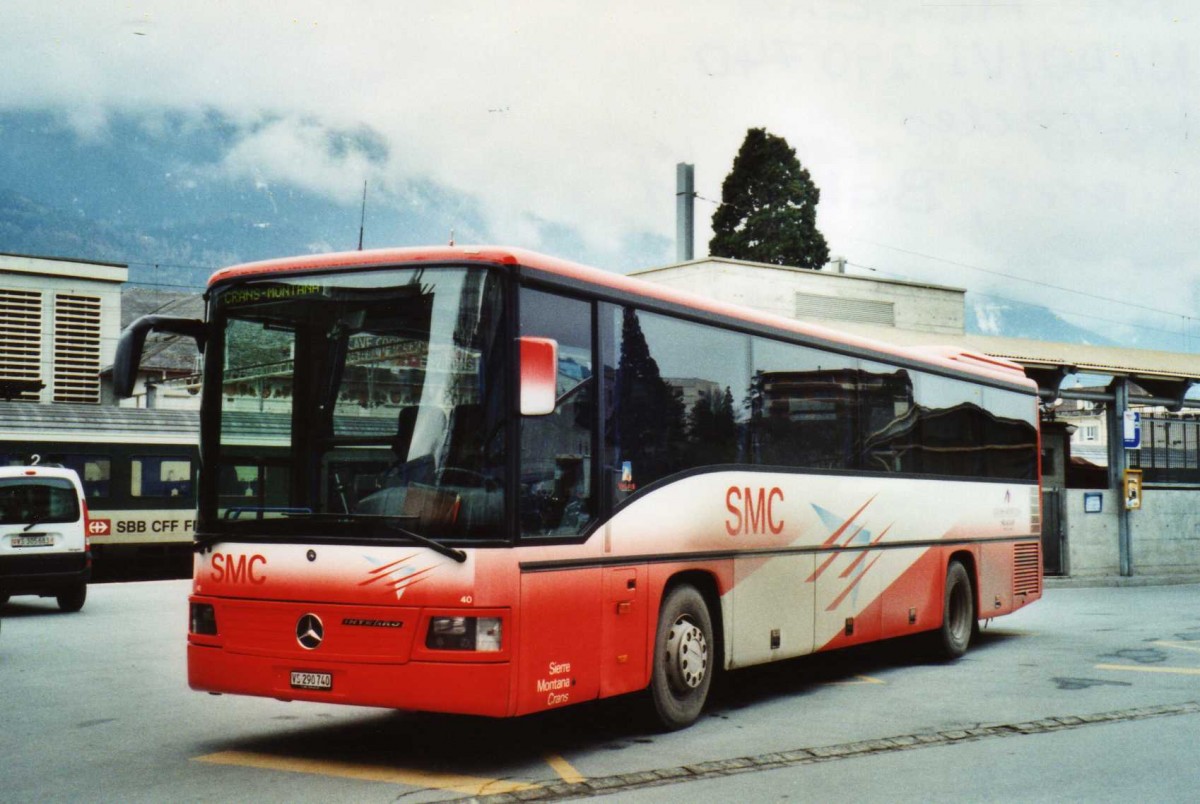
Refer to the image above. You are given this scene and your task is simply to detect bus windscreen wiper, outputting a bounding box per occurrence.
[373,518,467,563]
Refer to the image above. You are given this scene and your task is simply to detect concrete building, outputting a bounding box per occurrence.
[0,253,127,404]
[633,256,965,335]
[0,254,205,410]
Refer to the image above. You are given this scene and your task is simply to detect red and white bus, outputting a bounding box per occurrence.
[115,246,1042,729]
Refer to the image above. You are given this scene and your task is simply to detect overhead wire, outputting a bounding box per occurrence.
[843,236,1191,321]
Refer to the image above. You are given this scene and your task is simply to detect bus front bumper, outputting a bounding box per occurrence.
[187,643,514,717]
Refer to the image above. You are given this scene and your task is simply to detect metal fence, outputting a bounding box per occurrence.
[1130,416,1200,485]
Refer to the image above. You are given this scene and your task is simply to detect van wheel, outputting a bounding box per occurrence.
[935,561,974,659]
[649,584,714,730]
[57,583,87,613]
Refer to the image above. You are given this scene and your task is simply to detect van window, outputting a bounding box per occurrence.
[0,477,81,525]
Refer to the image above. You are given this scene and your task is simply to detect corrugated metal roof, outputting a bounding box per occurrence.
[831,323,1200,383]
[0,401,394,445]
[0,401,197,443]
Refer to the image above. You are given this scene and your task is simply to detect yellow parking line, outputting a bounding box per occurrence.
[1095,663,1200,676]
[194,751,539,796]
[826,675,885,686]
[544,752,587,784]
[1153,640,1200,654]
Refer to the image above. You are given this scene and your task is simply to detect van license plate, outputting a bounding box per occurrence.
[290,671,333,691]
[12,534,53,547]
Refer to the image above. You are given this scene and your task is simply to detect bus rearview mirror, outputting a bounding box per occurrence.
[113,315,207,399]
[519,336,557,416]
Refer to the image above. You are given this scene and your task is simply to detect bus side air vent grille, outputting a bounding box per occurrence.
[1013,543,1042,597]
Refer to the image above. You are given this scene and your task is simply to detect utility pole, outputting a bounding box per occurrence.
[1106,377,1133,576]
[357,181,367,250]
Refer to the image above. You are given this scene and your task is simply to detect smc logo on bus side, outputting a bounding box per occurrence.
[210,553,267,584]
[725,486,785,536]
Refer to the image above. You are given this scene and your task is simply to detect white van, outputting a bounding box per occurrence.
[0,465,90,612]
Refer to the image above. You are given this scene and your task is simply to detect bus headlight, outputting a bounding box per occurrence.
[426,616,502,652]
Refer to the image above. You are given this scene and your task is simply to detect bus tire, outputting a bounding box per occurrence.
[649,584,714,730]
[935,561,974,659]
[57,583,87,613]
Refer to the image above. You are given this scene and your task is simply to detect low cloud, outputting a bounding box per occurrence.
[1,2,1197,294]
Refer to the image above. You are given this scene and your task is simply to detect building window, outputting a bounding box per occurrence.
[1082,425,1099,442]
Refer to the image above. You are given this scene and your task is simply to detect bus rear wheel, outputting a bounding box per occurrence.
[935,561,974,659]
[649,584,713,730]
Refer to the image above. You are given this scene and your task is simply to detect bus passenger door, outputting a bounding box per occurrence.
[600,565,648,697]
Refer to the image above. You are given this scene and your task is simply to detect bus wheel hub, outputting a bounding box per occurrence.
[666,617,708,691]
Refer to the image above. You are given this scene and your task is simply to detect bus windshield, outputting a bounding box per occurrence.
[206,266,508,543]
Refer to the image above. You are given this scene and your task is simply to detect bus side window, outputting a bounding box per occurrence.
[750,337,858,471]
[519,288,594,538]
[607,307,750,499]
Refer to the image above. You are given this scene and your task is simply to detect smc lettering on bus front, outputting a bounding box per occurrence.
[725,486,785,536]
[210,552,267,584]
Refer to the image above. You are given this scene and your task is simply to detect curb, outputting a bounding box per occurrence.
[1045,574,1200,589]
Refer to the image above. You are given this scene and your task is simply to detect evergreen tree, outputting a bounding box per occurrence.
[709,128,830,269]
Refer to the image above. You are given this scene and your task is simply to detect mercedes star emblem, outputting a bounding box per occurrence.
[296,613,324,650]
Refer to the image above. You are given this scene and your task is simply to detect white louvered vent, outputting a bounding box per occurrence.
[54,293,102,404]
[0,288,44,400]
[795,292,895,326]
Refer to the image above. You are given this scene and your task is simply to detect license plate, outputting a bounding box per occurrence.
[290,671,333,691]
[12,534,53,548]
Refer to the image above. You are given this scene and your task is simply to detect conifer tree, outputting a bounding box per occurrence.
[710,128,830,269]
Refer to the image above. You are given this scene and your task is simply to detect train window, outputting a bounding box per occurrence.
[132,456,195,499]
[0,453,112,499]
[217,463,290,516]
[62,456,112,500]
[220,465,262,499]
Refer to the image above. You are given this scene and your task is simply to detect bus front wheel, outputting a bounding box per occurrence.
[935,561,974,659]
[649,584,714,730]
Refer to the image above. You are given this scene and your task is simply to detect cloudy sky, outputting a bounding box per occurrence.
[3,2,1197,347]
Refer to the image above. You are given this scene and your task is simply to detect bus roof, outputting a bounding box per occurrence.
[210,246,1037,392]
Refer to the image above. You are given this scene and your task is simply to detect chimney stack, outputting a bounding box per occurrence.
[676,163,695,262]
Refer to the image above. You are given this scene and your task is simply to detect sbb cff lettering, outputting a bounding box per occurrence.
[211,553,268,585]
[114,519,196,534]
[725,486,785,536]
